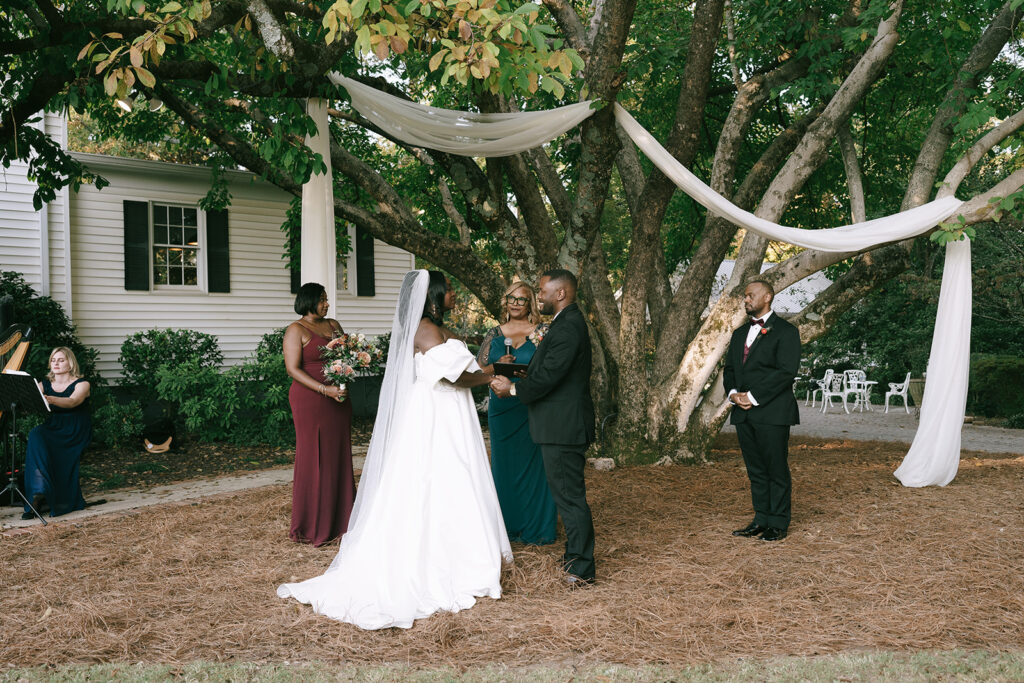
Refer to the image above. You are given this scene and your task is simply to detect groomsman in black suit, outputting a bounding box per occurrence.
[724,280,801,542]
[491,269,596,587]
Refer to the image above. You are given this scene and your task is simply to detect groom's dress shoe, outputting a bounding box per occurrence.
[732,522,766,537]
[760,527,787,541]
[564,574,595,590]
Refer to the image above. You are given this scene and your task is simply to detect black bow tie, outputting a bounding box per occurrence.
[751,318,766,326]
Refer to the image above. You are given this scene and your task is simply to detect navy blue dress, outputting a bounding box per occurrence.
[484,330,557,545]
[23,378,91,516]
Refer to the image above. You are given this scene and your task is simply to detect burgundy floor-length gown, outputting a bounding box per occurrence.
[288,330,356,546]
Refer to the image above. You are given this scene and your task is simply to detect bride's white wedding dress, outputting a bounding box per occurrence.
[278,338,513,630]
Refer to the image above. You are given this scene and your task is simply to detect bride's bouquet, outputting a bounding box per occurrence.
[321,333,387,401]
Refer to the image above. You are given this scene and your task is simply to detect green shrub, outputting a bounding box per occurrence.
[1005,413,1024,429]
[968,354,1024,418]
[119,329,223,390]
[154,328,295,447]
[234,339,294,446]
[156,357,240,442]
[92,398,144,447]
[0,270,100,382]
[255,326,286,362]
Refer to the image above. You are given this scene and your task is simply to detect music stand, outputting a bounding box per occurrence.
[0,371,51,525]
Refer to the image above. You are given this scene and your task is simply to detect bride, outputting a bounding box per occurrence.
[278,270,513,629]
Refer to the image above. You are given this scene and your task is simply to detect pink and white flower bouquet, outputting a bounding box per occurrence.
[320,333,387,400]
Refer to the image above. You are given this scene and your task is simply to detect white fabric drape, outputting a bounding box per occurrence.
[894,238,972,486]
[322,75,973,487]
[329,73,595,156]
[612,106,964,251]
[301,98,336,304]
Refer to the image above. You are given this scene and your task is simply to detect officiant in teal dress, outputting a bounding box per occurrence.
[478,282,556,545]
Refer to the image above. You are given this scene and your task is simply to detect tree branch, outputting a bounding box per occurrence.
[941,106,1024,199]
[902,0,1023,209]
[246,0,295,60]
[837,123,865,222]
[327,138,507,311]
[540,0,587,53]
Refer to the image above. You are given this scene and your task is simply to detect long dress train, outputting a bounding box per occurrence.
[278,339,512,629]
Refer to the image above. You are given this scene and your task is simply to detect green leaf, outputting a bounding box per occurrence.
[134,66,156,87]
[103,70,118,95]
[428,49,447,71]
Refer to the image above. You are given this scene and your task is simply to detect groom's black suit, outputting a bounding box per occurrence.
[514,302,596,580]
[723,311,801,531]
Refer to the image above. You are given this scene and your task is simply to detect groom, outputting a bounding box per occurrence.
[491,269,596,587]
[724,280,801,542]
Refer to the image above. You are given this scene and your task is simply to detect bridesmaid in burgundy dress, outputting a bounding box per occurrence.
[283,283,355,546]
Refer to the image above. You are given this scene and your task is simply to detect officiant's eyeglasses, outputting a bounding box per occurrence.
[505,295,531,306]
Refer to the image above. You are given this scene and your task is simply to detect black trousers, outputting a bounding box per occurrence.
[540,443,595,580]
[735,422,792,530]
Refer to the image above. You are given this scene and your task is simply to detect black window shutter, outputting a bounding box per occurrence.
[289,232,300,294]
[206,209,230,293]
[355,226,375,297]
[123,200,150,291]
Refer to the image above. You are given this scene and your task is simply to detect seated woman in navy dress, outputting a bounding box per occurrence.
[477,282,556,545]
[23,347,92,519]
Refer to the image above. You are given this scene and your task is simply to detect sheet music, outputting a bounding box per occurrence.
[1,369,52,412]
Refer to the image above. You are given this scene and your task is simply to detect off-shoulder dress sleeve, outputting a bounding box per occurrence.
[418,339,481,384]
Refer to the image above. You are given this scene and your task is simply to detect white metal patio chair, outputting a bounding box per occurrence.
[885,372,912,413]
[805,369,834,407]
[820,372,849,413]
[843,369,875,412]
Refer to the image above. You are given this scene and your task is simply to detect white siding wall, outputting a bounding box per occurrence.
[69,153,412,381]
[336,242,415,335]
[0,112,71,309]
[0,160,41,286]
[45,114,70,310]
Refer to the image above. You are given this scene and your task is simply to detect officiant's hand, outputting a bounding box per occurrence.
[490,375,512,397]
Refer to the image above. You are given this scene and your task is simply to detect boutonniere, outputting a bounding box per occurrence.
[760,326,771,335]
[529,323,550,346]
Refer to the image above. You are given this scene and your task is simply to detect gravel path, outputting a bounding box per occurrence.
[5,409,1021,532]
[784,404,1022,454]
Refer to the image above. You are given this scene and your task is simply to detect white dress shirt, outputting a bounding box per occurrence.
[729,310,774,407]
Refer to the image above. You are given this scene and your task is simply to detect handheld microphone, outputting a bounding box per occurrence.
[503,336,514,357]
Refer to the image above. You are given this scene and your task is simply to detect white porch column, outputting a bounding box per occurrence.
[301,98,336,307]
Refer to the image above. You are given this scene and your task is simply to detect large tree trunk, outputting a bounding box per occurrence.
[607,2,906,462]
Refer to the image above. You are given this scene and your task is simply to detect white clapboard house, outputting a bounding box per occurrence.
[1,113,413,380]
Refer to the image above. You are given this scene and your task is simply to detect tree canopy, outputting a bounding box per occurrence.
[4,0,1024,459]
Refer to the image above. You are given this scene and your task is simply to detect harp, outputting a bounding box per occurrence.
[1,324,33,422]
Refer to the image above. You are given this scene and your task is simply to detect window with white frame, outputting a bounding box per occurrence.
[152,204,201,287]
[124,199,230,293]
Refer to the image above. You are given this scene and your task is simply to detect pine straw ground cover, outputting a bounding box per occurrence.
[3,436,1024,671]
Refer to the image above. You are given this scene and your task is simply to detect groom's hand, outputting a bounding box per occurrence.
[490,375,512,397]
[732,392,753,410]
